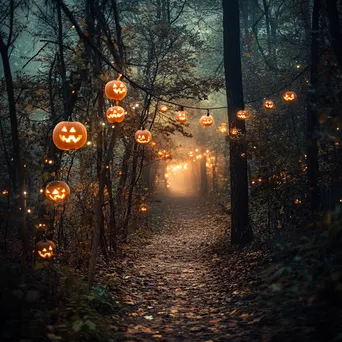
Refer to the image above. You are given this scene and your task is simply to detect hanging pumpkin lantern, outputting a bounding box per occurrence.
[52,121,87,150]
[237,110,249,120]
[176,110,187,123]
[231,128,239,136]
[282,91,297,103]
[200,112,214,127]
[105,75,127,101]
[264,100,275,110]
[106,105,125,123]
[45,181,70,203]
[36,240,56,259]
[160,105,168,113]
[135,129,152,144]
[139,203,148,213]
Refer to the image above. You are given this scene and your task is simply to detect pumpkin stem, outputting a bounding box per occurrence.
[115,100,119,106]
[207,109,210,116]
[117,74,122,81]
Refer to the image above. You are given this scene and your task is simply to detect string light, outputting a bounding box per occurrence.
[67,15,308,112]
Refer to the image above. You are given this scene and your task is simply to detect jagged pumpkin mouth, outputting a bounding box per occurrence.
[59,135,83,143]
[38,246,54,258]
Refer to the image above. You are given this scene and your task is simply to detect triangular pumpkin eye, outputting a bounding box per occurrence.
[70,127,76,133]
[61,189,65,193]
[61,126,68,132]
[113,84,117,88]
[120,84,124,88]
[42,248,47,252]
[52,189,59,194]
[49,246,53,250]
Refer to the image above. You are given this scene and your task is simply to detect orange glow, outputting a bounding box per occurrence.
[231,128,238,136]
[139,203,149,212]
[160,105,168,113]
[237,110,249,120]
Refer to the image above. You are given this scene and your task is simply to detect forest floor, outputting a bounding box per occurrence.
[107,193,341,342]
[1,193,341,341]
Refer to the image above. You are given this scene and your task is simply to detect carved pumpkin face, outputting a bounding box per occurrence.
[53,121,87,150]
[139,203,148,213]
[160,105,168,113]
[105,80,127,101]
[135,129,152,144]
[200,114,214,127]
[176,111,187,123]
[237,110,249,120]
[45,181,70,203]
[106,106,125,123]
[282,91,297,103]
[264,100,275,110]
[36,240,56,259]
[231,128,239,136]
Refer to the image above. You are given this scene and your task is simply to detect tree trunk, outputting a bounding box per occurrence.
[0,42,29,255]
[88,125,120,287]
[200,156,208,196]
[222,0,253,246]
[326,0,342,69]
[122,142,139,242]
[306,0,321,212]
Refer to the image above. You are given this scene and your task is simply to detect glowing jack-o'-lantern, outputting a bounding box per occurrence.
[135,129,152,144]
[176,110,188,123]
[237,110,249,120]
[200,113,214,127]
[45,181,70,203]
[231,128,239,136]
[264,100,275,110]
[282,91,297,103]
[105,75,127,101]
[36,240,56,259]
[53,121,87,150]
[139,203,148,213]
[160,105,168,113]
[106,106,125,123]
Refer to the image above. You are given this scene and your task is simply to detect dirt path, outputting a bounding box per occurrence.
[113,195,262,342]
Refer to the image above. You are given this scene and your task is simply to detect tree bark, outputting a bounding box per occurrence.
[200,156,208,196]
[306,0,321,212]
[222,0,253,246]
[88,125,120,287]
[0,37,29,255]
[326,0,342,69]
